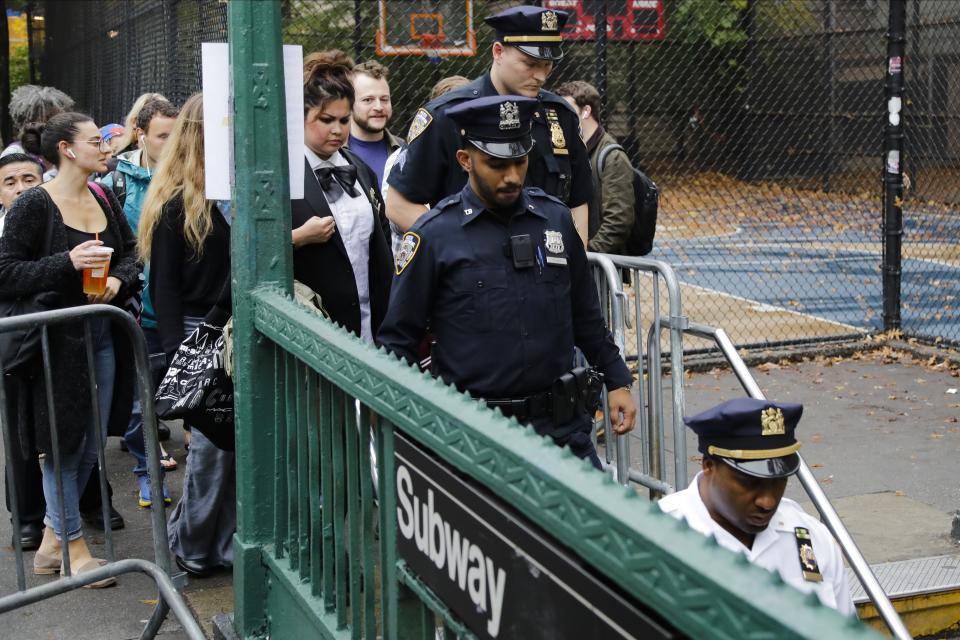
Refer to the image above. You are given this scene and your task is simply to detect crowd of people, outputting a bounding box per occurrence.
[0,3,850,619]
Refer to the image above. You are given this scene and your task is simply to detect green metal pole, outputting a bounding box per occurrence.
[228,0,293,636]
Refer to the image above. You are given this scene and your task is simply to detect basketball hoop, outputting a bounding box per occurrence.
[377,1,476,57]
[419,33,445,63]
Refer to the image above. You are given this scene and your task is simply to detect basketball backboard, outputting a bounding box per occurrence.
[376,0,477,57]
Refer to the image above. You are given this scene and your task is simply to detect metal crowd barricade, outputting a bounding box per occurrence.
[0,304,204,640]
[587,253,688,494]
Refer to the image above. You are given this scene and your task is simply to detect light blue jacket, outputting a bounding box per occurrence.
[99,149,157,328]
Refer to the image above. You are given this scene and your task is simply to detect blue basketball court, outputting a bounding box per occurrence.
[651,210,960,342]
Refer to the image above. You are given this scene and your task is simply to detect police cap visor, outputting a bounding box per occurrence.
[718,453,800,479]
[512,43,564,61]
[466,136,534,160]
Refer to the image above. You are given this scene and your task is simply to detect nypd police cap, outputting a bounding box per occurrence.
[447,95,538,160]
[685,398,803,479]
[484,5,569,61]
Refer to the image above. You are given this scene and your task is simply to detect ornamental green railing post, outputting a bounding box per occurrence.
[227,1,293,636]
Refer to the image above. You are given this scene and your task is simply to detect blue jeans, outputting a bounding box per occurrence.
[42,317,115,541]
[124,326,164,478]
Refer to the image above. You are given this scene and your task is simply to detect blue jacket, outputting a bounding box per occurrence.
[99,149,157,328]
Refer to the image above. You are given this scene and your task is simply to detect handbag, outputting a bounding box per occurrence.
[154,321,235,450]
[0,197,58,376]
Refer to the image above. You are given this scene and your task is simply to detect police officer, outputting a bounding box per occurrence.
[386,5,592,247]
[658,398,854,616]
[377,95,635,469]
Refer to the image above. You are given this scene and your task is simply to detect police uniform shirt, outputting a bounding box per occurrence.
[658,474,855,616]
[377,184,631,401]
[387,74,592,209]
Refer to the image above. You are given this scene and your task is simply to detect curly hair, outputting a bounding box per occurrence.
[9,85,75,138]
[303,49,355,113]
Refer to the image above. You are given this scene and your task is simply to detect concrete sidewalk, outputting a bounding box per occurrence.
[1,344,958,638]
[0,422,232,639]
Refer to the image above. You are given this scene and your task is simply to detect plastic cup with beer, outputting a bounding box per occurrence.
[83,246,114,296]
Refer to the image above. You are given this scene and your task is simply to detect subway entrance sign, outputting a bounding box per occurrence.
[395,432,677,639]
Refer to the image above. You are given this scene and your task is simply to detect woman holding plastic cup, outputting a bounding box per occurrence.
[0,112,141,587]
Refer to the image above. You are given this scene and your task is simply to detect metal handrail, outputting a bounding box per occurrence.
[675,319,912,640]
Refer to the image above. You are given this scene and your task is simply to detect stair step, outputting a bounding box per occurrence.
[849,554,960,637]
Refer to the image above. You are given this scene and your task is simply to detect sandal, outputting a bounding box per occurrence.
[64,556,116,589]
[160,452,178,471]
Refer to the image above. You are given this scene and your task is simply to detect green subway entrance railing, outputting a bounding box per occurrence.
[227,2,884,639]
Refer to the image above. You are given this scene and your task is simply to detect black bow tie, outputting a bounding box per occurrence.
[315,165,359,199]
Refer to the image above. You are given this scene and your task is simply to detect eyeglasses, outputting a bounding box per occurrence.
[81,138,112,151]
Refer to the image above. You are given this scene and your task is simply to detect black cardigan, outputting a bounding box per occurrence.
[149,194,231,356]
[0,185,141,457]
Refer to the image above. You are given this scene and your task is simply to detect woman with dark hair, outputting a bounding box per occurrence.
[292,50,393,342]
[0,112,141,587]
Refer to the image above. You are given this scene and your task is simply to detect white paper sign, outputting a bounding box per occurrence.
[201,43,305,200]
[201,43,231,200]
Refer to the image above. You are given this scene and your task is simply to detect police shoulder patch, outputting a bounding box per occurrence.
[395,232,421,275]
[406,109,433,143]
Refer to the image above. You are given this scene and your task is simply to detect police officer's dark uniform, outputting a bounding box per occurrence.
[387,6,592,209]
[377,96,632,469]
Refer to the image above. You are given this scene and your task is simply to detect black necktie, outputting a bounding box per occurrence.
[315,165,359,200]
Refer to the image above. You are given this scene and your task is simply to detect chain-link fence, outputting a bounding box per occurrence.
[29,0,960,351]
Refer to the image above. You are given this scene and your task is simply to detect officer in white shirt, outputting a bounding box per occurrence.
[658,398,855,616]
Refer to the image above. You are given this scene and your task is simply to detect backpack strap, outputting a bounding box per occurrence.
[597,143,626,173]
[88,180,111,209]
[111,169,126,206]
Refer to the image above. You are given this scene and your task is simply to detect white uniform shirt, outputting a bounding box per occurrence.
[306,148,375,343]
[659,473,854,616]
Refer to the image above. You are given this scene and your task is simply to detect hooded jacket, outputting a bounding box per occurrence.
[99,149,157,328]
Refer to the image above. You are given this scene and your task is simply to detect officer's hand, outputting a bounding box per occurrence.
[607,387,636,435]
[293,216,336,248]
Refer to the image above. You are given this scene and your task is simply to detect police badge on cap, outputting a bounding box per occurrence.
[684,398,803,479]
[447,95,538,159]
[484,5,570,61]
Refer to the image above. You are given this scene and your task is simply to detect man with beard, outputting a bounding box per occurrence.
[658,398,854,615]
[377,95,635,469]
[346,60,403,187]
[385,5,592,247]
